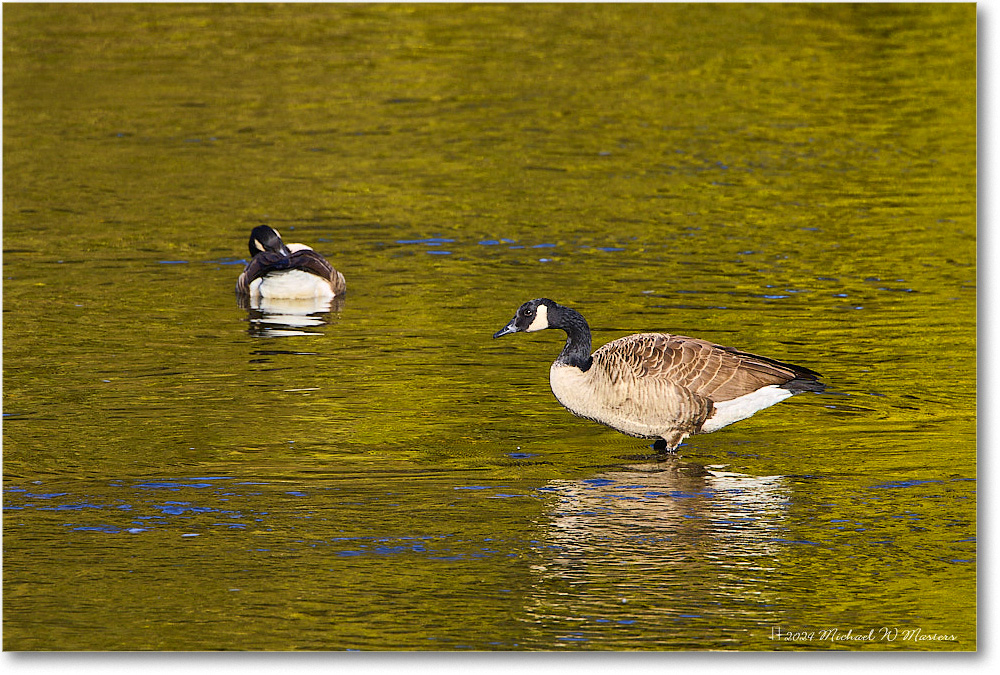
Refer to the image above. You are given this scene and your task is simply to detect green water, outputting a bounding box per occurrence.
[3,3,976,651]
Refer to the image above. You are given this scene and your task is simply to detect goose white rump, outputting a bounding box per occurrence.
[248,269,337,301]
[698,384,793,433]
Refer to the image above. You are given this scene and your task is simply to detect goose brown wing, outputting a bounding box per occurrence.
[235,250,346,295]
[288,249,335,280]
[289,250,346,294]
[240,250,291,285]
[236,250,285,294]
[594,333,819,403]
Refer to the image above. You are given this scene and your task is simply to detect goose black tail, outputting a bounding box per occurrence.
[781,375,826,394]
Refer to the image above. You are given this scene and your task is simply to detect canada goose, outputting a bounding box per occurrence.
[493,298,825,452]
[235,225,346,301]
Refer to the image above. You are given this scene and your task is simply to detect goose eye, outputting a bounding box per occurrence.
[524,309,534,317]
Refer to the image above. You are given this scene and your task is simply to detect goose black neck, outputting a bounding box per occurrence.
[551,303,593,371]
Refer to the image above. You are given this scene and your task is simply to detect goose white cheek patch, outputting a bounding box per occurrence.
[525,304,549,332]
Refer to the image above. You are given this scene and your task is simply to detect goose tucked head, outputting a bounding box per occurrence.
[249,225,291,258]
[493,298,556,338]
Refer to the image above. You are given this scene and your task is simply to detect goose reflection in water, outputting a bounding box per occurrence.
[523,456,790,637]
[540,457,788,554]
[240,294,345,338]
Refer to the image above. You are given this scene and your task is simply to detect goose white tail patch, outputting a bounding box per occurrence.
[526,303,550,332]
[251,270,334,300]
[700,384,794,433]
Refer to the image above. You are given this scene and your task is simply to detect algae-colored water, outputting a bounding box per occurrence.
[3,3,975,650]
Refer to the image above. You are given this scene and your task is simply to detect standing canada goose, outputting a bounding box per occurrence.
[235,225,346,301]
[493,298,825,452]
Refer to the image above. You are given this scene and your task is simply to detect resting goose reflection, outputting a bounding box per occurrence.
[493,298,825,452]
[235,225,346,302]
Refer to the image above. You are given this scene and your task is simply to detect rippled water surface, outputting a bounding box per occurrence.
[3,3,976,651]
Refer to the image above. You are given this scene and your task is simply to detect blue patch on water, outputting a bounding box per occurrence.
[158,260,188,264]
[153,506,187,516]
[581,478,616,487]
[870,479,943,489]
[374,545,408,555]
[597,246,625,252]
[41,502,103,511]
[396,238,454,245]
[205,258,246,266]
[134,481,215,490]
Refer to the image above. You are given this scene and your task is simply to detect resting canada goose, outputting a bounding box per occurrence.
[493,298,825,452]
[235,225,346,301]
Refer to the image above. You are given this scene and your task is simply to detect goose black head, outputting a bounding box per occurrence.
[248,225,291,258]
[493,298,557,338]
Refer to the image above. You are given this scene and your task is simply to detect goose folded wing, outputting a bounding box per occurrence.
[237,251,291,294]
[589,336,715,437]
[287,249,336,280]
[610,333,817,403]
